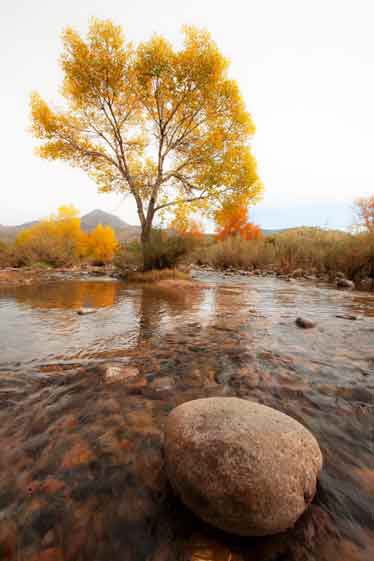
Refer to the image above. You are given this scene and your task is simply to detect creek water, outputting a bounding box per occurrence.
[0,272,373,560]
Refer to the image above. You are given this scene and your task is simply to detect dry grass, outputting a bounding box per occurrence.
[193,228,374,284]
[126,268,190,283]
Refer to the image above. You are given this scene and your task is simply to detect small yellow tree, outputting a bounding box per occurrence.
[16,205,85,265]
[31,19,263,269]
[87,224,118,263]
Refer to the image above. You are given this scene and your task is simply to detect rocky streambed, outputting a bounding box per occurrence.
[0,272,373,560]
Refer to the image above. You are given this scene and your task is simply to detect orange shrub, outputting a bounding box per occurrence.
[215,197,262,241]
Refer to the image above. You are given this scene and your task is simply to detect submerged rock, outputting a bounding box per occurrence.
[164,397,322,537]
[102,364,140,384]
[296,317,316,329]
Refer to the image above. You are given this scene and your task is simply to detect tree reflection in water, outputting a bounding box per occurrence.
[0,277,373,560]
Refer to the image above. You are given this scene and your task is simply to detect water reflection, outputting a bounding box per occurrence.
[6,280,120,310]
[0,280,209,368]
[0,275,373,560]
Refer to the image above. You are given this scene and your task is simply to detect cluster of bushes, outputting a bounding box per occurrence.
[0,241,15,268]
[193,228,374,285]
[0,207,118,268]
[115,229,200,273]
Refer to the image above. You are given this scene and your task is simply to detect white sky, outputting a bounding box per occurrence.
[1,0,373,228]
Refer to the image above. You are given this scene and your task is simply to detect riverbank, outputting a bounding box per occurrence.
[1,263,373,294]
[0,265,118,286]
[193,264,374,292]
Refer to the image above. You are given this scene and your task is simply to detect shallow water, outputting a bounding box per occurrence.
[0,273,373,560]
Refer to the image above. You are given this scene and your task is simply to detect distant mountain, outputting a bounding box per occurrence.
[0,210,141,243]
[0,222,37,243]
[80,209,128,232]
[80,209,141,241]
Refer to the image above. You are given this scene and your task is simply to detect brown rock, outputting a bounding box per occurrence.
[336,278,355,290]
[291,268,304,278]
[296,317,316,329]
[164,397,322,537]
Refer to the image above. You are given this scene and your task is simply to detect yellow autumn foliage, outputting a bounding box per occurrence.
[15,206,118,266]
[87,224,118,264]
[31,19,263,268]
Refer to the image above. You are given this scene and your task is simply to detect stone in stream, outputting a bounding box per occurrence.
[102,364,140,384]
[336,278,355,290]
[164,397,322,537]
[77,307,97,315]
[296,317,316,329]
[291,268,304,278]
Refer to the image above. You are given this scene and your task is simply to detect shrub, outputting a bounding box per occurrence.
[14,206,84,267]
[0,241,15,268]
[114,241,143,273]
[194,235,275,270]
[143,230,195,270]
[115,230,196,272]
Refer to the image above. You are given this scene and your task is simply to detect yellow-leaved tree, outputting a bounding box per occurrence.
[16,205,86,265]
[31,19,262,269]
[87,224,118,263]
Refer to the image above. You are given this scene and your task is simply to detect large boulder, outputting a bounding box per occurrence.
[164,397,322,536]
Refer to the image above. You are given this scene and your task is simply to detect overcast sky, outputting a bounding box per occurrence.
[1,0,373,228]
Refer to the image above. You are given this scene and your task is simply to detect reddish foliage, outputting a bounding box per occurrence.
[215,200,262,241]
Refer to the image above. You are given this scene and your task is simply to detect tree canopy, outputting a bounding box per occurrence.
[31,19,262,266]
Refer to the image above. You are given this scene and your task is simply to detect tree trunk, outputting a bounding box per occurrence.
[140,220,153,272]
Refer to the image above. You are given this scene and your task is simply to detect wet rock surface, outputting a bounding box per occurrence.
[337,278,355,290]
[0,273,373,560]
[77,307,97,315]
[296,317,317,329]
[165,397,322,536]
